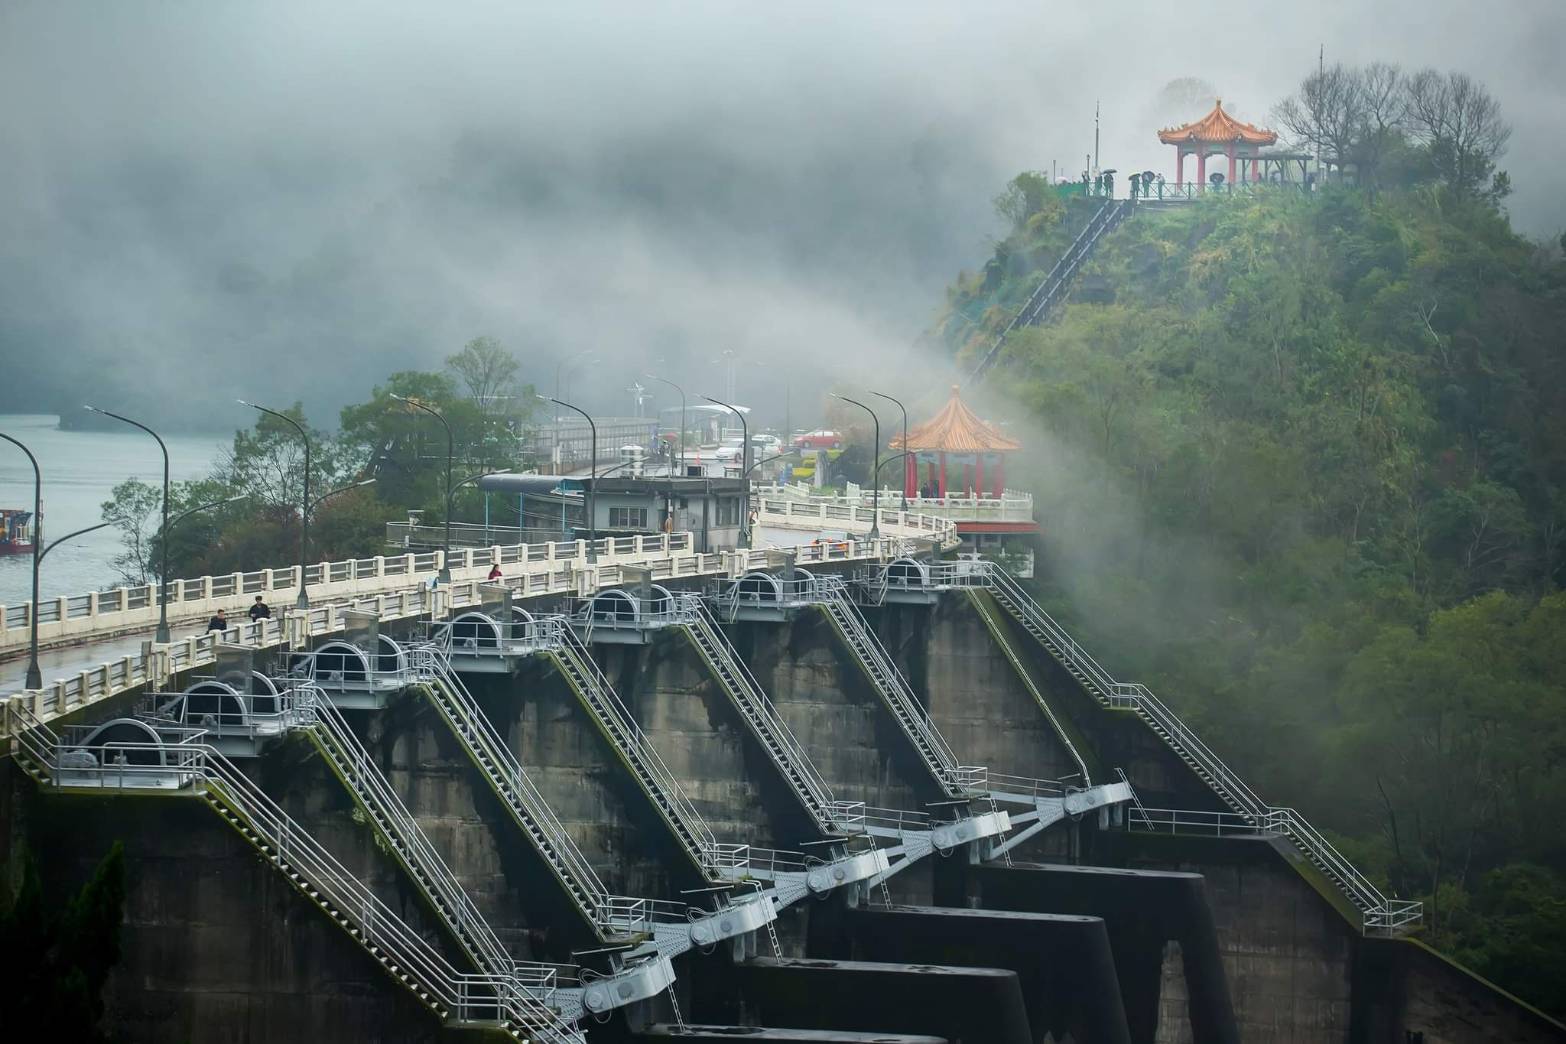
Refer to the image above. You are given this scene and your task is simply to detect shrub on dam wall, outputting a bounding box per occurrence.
[0,841,126,1041]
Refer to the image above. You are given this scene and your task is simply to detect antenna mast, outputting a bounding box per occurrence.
[1316,44,1324,177]
[1093,100,1100,176]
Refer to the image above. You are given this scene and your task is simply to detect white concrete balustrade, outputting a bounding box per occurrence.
[0,534,695,657]
[752,492,961,544]
[2,500,956,659]
[0,501,940,739]
[756,482,1032,525]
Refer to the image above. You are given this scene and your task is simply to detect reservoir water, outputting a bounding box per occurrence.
[0,414,227,606]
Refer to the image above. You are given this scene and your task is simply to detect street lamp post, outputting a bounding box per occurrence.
[542,396,598,562]
[832,394,881,540]
[642,373,687,477]
[553,355,597,471]
[237,400,312,607]
[703,396,750,548]
[870,391,909,511]
[643,373,686,532]
[742,450,799,484]
[389,394,454,583]
[0,432,45,689]
[873,451,912,516]
[84,406,173,642]
[11,490,243,692]
[29,521,115,683]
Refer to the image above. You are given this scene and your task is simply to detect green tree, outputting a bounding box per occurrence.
[216,402,346,512]
[312,486,391,560]
[945,108,1566,1008]
[993,171,1061,232]
[340,370,475,511]
[100,478,164,585]
[0,842,126,1041]
[446,335,520,413]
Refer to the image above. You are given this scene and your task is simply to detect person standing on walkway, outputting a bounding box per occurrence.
[206,609,228,633]
[249,595,272,622]
[487,562,503,581]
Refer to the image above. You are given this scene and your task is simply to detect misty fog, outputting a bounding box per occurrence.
[3,1,1562,430]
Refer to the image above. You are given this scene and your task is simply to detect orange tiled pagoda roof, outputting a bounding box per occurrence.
[891,386,1021,453]
[1158,99,1277,146]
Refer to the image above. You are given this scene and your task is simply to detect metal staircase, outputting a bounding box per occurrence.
[406,644,636,937]
[409,641,824,970]
[813,579,981,798]
[683,597,1037,895]
[968,198,1133,383]
[680,601,850,835]
[542,621,744,880]
[7,702,587,1044]
[306,692,522,979]
[976,561,1422,933]
[808,577,1110,861]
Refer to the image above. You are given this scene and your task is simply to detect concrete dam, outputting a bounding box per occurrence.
[3,523,1562,1042]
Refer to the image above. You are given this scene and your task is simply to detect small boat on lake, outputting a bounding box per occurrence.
[0,509,36,556]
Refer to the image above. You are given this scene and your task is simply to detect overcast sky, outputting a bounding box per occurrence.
[2,1,1561,430]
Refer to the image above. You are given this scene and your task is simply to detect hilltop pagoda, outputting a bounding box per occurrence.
[1158,99,1277,187]
[892,385,1021,499]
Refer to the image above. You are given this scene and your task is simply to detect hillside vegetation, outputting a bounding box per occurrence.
[944,170,1566,1010]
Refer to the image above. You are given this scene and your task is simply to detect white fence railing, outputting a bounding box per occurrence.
[0,533,698,654]
[4,486,956,656]
[753,495,959,548]
[0,531,924,738]
[760,483,1034,524]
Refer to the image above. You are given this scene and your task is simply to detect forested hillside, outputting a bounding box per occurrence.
[943,162,1566,1009]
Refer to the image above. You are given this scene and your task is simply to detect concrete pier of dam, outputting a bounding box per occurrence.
[3,547,1561,1043]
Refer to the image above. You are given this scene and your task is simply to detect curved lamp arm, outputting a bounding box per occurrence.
[37,522,114,566]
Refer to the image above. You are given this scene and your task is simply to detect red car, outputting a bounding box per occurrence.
[792,430,842,451]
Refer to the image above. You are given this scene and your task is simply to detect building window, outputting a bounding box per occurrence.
[608,506,648,529]
[715,497,742,526]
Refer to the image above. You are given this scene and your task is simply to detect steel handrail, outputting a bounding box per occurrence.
[307,692,520,980]
[816,580,963,779]
[977,561,1419,930]
[405,644,617,926]
[969,200,1126,381]
[685,604,840,826]
[1113,682,1268,818]
[543,624,726,873]
[9,702,582,1041]
[985,567,1119,694]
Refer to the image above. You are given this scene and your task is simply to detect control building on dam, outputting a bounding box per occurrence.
[2,480,1563,1043]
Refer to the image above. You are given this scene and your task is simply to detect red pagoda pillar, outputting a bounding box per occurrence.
[1196,149,1207,187]
[975,454,986,498]
[937,452,947,497]
[1176,149,1185,187]
[1227,142,1237,185]
[904,453,916,498]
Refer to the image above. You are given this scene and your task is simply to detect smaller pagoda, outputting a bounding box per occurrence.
[1158,99,1278,187]
[891,386,1021,499]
